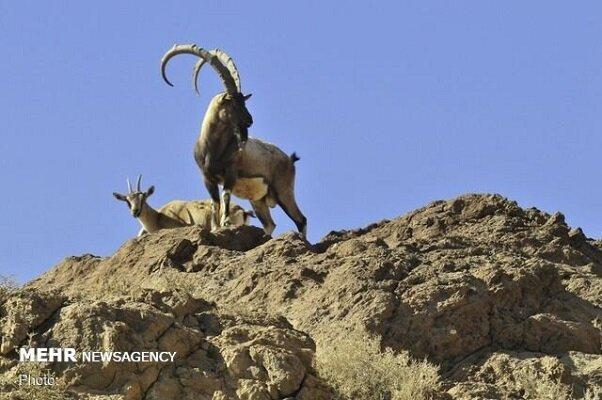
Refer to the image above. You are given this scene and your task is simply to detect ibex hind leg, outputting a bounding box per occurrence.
[277,192,307,238]
[251,198,276,236]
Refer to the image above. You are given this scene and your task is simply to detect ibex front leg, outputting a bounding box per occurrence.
[204,176,221,231]
[220,168,238,227]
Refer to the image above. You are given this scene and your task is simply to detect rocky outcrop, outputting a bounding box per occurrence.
[1,194,600,399]
[0,288,329,400]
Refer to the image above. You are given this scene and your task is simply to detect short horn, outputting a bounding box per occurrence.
[160,43,239,94]
[136,174,142,192]
[127,178,132,193]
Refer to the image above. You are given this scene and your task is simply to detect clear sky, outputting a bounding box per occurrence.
[1,1,601,283]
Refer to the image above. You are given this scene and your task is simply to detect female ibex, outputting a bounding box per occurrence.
[160,44,307,237]
[113,175,254,237]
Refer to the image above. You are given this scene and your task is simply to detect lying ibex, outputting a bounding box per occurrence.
[160,43,307,237]
[113,175,254,237]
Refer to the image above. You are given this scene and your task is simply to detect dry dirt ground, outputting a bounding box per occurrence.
[1,194,600,399]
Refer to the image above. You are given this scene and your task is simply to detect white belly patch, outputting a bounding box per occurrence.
[233,177,268,201]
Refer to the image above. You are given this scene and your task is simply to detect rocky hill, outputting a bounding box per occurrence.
[0,194,600,399]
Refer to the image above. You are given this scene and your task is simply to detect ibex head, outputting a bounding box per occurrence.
[160,44,253,143]
[113,175,155,218]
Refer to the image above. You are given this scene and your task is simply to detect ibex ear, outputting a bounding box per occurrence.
[146,186,155,197]
[243,93,252,101]
[113,192,127,202]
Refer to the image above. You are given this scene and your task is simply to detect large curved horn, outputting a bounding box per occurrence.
[192,50,241,95]
[192,58,206,95]
[161,44,239,94]
[211,49,241,93]
[126,178,132,193]
[136,174,142,192]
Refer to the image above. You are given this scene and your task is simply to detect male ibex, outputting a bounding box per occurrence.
[160,44,307,237]
[113,175,254,237]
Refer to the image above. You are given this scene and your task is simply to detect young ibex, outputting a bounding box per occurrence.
[113,175,254,237]
[160,43,307,237]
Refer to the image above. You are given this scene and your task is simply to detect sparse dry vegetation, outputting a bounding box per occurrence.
[316,326,441,400]
[0,275,18,304]
[514,366,573,400]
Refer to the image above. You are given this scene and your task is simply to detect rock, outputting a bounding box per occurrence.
[0,289,65,354]
[1,291,320,399]
[209,225,271,252]
[447,350,601,399]
[2,193,600,399]
[523,313,600,354]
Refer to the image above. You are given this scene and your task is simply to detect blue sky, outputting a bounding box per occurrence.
[1,1,601,283]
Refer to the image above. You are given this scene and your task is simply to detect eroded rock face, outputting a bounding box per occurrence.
[0,289,65,355]
[0,289,330,400]
[447,350,602,399]
[2,194,601,399]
